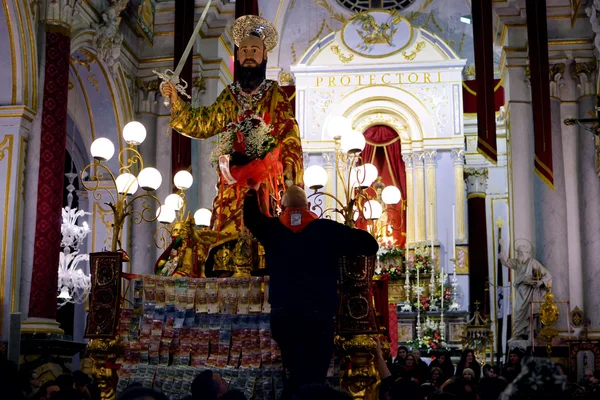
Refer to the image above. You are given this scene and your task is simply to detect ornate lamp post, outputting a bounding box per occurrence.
[81,121,164,400]
[303,117,403,400]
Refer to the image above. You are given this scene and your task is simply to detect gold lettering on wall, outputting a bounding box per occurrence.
[314,72,442,87]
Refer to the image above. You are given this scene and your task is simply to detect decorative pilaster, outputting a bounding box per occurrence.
[464,168,489,199]
[451,150,466,243]
[423,150,438,243]
[403,154,415,246]
[413,153,426,243]
[572,61,596,98]
[465,168,489,311]
[549,63,565,99]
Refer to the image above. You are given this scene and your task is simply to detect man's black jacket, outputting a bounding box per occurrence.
[243,189,379,318]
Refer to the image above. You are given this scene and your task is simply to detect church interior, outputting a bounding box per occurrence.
[1,0,600,399]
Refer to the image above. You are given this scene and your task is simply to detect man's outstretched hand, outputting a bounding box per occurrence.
[160,81,179,104]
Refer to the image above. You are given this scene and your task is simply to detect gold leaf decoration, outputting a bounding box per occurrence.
[402,41,426,61]
[331,45,354,63]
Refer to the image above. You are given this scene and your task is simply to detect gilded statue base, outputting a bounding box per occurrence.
[88,336,120,400]
[205,233,267,278]
[335,334,380,400]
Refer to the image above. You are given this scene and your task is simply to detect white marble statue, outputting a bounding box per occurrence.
[586,0,600,55]
[91,0,128,72]
[499,243,552,341]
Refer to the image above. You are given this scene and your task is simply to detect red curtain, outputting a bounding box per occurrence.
[362,125,407,248]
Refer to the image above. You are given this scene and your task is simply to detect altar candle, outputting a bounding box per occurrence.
[452,204,456,276]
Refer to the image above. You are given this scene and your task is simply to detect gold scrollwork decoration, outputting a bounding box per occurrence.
[402,41,426,61]
[331,45,354,64]
[71,49,100,91]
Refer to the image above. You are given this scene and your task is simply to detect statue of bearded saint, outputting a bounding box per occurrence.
[499,243,552,341]
[160,16,303,277]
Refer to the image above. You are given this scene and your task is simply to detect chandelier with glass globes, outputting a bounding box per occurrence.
[303,116,403,234]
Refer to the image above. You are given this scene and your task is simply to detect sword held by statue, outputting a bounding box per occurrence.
[153,0,213,107]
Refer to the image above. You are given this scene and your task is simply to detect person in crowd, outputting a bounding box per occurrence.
[411,349,429,379]
[191,370,229,400]
[0,358,24,400]
[390,346,409,376]
[20,369,41,399]
[482,364,497,379]
[462,368,475,381]
[426,367,445,390]
[243,184,378,394]
[502,348,524,383]
[36,381,60,400]
[400,354,423,383]
[117,387,168,400]
[499,357,567,400]
[430,351,454,381]
[72,371,92,400]
[455,349,481,381]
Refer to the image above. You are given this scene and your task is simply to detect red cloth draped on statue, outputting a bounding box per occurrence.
[362,125,407,249]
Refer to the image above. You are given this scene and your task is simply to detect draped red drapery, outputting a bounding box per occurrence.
[362,125,407,249]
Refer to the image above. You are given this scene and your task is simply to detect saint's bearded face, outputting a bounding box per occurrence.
[517,247,530,263]
[236,34,267,92]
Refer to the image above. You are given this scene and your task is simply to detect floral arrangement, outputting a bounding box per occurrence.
[411,318,447,351]
[407,244,433,273]
[375,240,405,280]
[210,110,277,167]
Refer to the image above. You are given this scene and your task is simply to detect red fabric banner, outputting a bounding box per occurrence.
[462,80,505,113]
[171,0,195,181]
[362,125,407,248]
[527,0,554,188]
[29,31,71,319]
[472,0,497,163]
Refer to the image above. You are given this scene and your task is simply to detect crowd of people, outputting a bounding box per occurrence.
[2,347,600,400]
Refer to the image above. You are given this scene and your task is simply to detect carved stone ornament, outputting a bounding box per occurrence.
[464,168,489,195]
[41,0,82,29]
[549,63,565,98]
[572,61,597,98]
[91,0,128,73]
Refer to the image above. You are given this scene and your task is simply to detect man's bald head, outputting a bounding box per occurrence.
[282,185,308,209]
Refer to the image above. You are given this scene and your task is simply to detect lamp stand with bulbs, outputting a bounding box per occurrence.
[82,121,164,400]
[305,118,404,400]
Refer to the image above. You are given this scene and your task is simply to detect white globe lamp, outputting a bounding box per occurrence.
[325,115,352,139]
[115,173,139,195]
[165,193,184,210]
[137,167,162,191]
[304,165,328,190]
[174,170,194,190]
[363,200,383,220]
[156,205,176,224]
[382,186,402,205]
[123,121,147,145]
[363,163,378,187]
[90,138,115,161]
[340,130,366,154]
[194,208,212,227]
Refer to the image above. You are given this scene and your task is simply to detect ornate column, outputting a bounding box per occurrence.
[403,154,415,247]
[413,153,426,243]
[424,150,438,239]
[323,152,335,219]
[506,64,536,252]
[574,60,597,332]
[451,150,467,243]
[22,0,78,334]
[465,168,489,310]
[559,60,583,334]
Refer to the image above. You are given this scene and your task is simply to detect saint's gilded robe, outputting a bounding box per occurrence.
[170,80,304,249]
